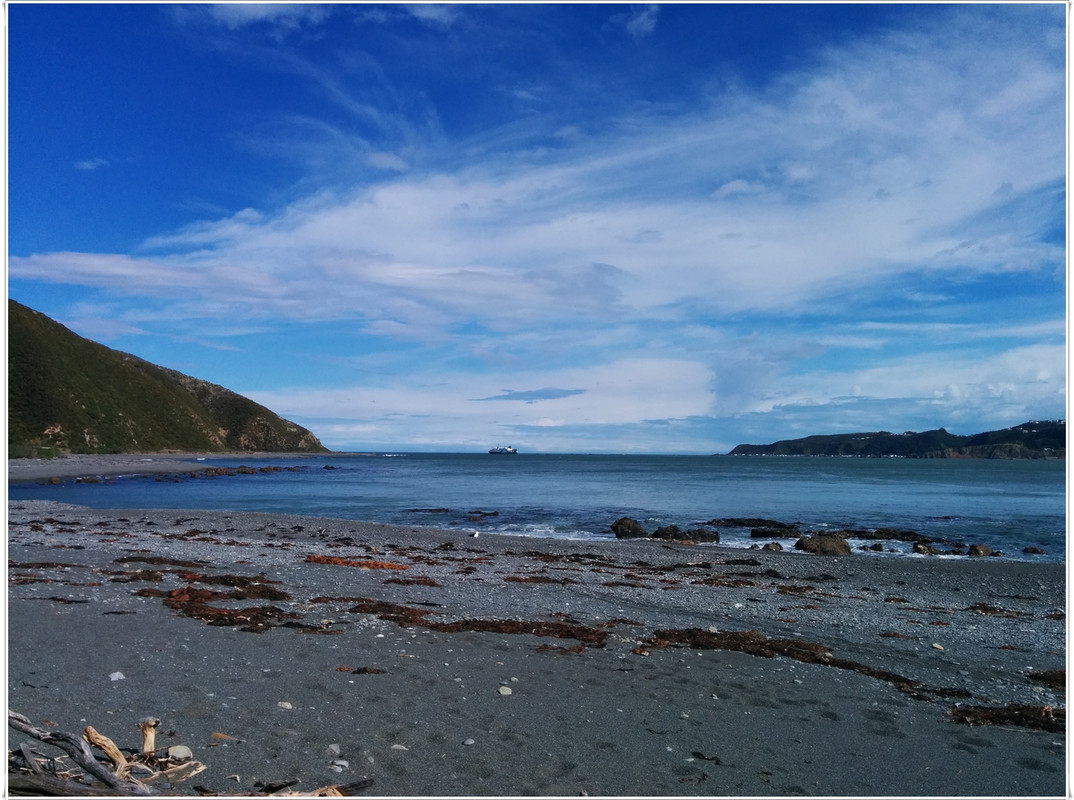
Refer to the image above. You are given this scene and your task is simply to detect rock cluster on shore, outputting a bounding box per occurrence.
[609,515,1026,558]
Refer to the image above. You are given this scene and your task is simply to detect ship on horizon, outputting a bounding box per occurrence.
[488,444,518,454]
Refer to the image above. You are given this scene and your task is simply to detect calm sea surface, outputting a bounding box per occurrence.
[8,454,1066,562]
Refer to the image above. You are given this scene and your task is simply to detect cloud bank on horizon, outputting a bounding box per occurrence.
[8,3,1065,453]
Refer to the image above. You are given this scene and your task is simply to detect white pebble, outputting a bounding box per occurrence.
[109,672,125,682]
[390,744,408,751]
[332,759,349,767]
[328,744,341,756]
[278,701,293,709]
[463,738,476,746]
[498,686,513,696]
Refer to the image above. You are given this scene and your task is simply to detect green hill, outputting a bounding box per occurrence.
[728,420,1065,459]
[8,299,329,457]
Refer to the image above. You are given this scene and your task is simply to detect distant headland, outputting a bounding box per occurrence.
[726,420,1065,459]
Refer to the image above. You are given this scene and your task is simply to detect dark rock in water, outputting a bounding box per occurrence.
[750,527,798,539]
[913,542,940,556]
[611,517,649,539]
[653,525,720,543]
[706,517,798,530]
[865,543,884,552]
[968,544,993,557]
[761,542,783,552]
[1023,546,1046,555]
[856,527,934,544]
[795,534,851,556]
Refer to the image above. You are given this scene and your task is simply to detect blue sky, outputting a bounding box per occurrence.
[8,3,1066,454]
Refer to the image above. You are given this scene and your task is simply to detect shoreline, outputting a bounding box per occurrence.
[7,451,335,483]
[7,499,1066,796]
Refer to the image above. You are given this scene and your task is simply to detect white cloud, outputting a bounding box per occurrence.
[74,157,109,171]
[403,4,460,28]
[367,151,410,172]
[202,4,330,31]
[615,5,660,41]
[14,7,1062,452]
[247,357,715,446]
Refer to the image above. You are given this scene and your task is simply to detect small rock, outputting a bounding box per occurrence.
[463,738,476,746]
[167,745,193,763]
[328,743,341,756]
[109,672,125,682]
[390,744,408,751]
[498,686,513,696]
[332,759,349,767]
[329,765,343,773]
[277,701,293,709]
[932,643,945,651]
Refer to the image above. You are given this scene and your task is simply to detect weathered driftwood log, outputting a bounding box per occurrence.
[84,725,133,782]
[8,773,146,797]
[137,717,159,754]
[8,711,151,796]
[9,711,371,796]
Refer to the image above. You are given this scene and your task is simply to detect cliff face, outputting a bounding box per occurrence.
[728,421,1064,459]
[8,299,329,457]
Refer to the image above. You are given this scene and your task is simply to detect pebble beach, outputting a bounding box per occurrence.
[6,474,1068,796]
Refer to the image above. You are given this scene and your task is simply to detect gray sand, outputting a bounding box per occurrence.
[6,500,1066,796]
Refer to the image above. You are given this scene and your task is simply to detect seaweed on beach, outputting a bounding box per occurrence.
[427,617,609,645]
[964,602,1025,618]
[133,575,297,633]
[113,555,208,568]
[643,627,965,700]
[1028,669,1066,691]
[305,553,409,570]
[384,575,442,587]
[339,595,610,645]
[948,703,1065,733]
[505,574,576,585]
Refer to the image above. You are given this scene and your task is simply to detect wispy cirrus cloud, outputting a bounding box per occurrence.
[74,157,110,171]
[10,4,1063,451]
[613,4,660,41]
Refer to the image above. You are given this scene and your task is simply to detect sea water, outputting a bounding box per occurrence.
[8,453,1066,562]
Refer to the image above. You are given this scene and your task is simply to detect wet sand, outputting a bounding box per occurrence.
[6,499,1067,797]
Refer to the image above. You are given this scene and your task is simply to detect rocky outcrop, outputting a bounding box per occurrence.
[794,534,852,556]
[652,525,720,543]
[610,517,649,539]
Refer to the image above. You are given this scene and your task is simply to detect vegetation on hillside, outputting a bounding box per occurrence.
[8,299,329,457]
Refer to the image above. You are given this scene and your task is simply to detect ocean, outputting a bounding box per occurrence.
[8,453,1066,563]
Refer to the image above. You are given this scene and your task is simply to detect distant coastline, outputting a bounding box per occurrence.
[726,420,1064,459]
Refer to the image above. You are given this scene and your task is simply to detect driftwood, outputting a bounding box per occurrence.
[8,711,373,796]
[8,711,151,796]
